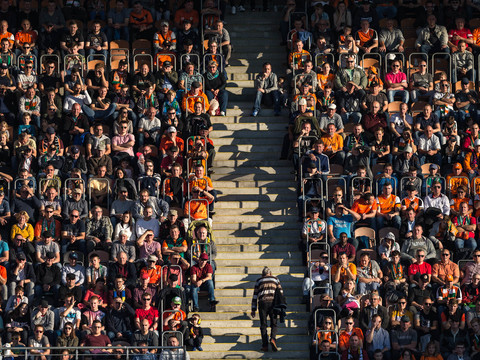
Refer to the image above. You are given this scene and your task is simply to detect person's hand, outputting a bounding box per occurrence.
[43,284,50,291]
[251,310,256,318]
[258,88,265,93]
[398,45,404,52]
[379,45,386,52]
[116,332,122,338]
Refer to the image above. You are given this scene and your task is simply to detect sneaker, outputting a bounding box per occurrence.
[270,339,278,352]
[252,109,259,117]
[193,306,200,312]
[192,347,197,351]
[197,347,203,351]
[220,111,226,116]
[231,5,236,14]
[238,5,245,11]
[261,346,269,352]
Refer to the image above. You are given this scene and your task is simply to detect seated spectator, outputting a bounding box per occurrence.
[391,316,418,359]
[362,102,387,140]
[362,81,387,114]
[452,40,475,83]
[106,0,129,41]
[452,201,477,249]
[455,77,479,126]
[338,316,364,352]
[129,2,154,41]
[376,183,401,230]
[385,60,409,104]
[189,253,218,312]
[418,125,442,165]
[378,18,404,54]
[416,15,449,55]
[204,60,228,116]
[331,252,357,298]
[448,17,472,52]
[357,253,383,295]
[432,80,456,123]
[355,19,378,55]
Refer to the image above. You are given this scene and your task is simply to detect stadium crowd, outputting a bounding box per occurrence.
[0,0,236,357]
[251,0,480,360]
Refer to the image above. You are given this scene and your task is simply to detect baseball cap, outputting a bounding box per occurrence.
[17,252,26,260]
[401,315,411,322]
[73,188,82,194]
[462,77,470,85]
[167,126,177,133]
[453,163,463,170]
[168,209,178,216]
[118,186,128,192]
[200,253,209,260]
[384,232,395,241]
[46,127,55,134]
[163,60,172,67]
[298,98,307,106]
[310,207,320,213]
[429,164,439,170]
[40,299,49,308]
[172,296,182,305]
[328,103,337,110]
[71,146,79,154]
[69,252,78,259]
[141,272,150,280]
[404,145,413,153]
[148,254,158,262]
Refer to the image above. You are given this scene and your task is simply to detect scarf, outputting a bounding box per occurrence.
[206,70,219,81]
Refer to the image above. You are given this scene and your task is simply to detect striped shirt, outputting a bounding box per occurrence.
[251,275,283,311]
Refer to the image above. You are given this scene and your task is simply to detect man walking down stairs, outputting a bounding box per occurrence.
[188,9,310,360]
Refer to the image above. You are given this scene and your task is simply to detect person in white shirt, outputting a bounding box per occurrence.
[418,125,441,164]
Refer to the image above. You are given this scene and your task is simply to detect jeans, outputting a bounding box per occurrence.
[61,239,87,257]
[376,214,401,229]
[388,89,409,103]
[82,103,117,123]
[34,283,60,299]
[371,152,393,167]
[253,90,281,114]
[376,5,397,19]
[107,26,130,42]
[87,49,109,61]
[341,111,362,124]
[258,301,277,347]
[190,279,215,308]
[420,44,450,56]
[419,152,442,165]
[8,281,34,300]
[455,237,478,249]
[357,281,381,295]
[452,68,475,84]
[206,89,229,113]
[410,90,434,103]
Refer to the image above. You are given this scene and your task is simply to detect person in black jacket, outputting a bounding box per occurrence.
[34,251,61,299]
[108,252,138,289]
[105,296,135,343]
[7,252,35,300]
[359,291,390,332]
[203,59,228,116]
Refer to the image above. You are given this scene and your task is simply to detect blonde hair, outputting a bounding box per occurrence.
[15,210,29,222]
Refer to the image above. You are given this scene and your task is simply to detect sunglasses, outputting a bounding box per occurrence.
[417,255,425,257]
[70,215,79,218]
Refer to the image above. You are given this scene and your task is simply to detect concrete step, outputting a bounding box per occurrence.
[213,207,296,216]
[213,265,306,274]
[215,251,302,261]
[216,280,302,291]
[215,257,301,266]
[215,303,306,313]
[215,272,304,282]
[212,159,291,167]
[213,166,292,175]
[212,122,286,131]
[215,151,284,161]
[216,287,302,297]
[210,136,283,145]
[215,144,283,153]
[196,311,308,321]
[213,229,300,238]
[189,341,307,352]
[226,80,255,88]
[215,189,296,198]
[214,214,297,223]
[211,173,293,181]
[211,116,286,125]
[201,317,307,328]
[215,180,294,188]
[216,243,299,252]
[216,200,293,208]
[207,325,307,337]
[189,350,310,359]
[201,334,310,343]
[212,129,286,139]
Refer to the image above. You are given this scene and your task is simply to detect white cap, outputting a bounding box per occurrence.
[298,98,307,106]
[328,103,337,110]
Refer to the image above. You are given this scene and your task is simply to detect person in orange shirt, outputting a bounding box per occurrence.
[321,123,345,165]
[174,0,199,29]
[162,296,187,331]
[139,254,163,286]
[159,127,185,157]
[446,162,469,196]
[182,81,210,114]
[355,19,378,55]
[352,192,377,229]
[331,252,357,298]
[401,184,424,217]
[14,19,37,58]
[339,315,364,352]
[450,185,473,217]
[288,38,311,71]
[129,1,154,41]
[0,20,13,49]
[464,139,480,180]
[153,20,176,54]
[376,182,401,229]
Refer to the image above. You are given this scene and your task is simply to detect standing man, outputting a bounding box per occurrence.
[251,266,283,352]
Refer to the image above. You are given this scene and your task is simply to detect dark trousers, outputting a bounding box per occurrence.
[259,301,277,347]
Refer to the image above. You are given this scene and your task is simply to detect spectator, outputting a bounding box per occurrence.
[385,60,409,104]
[416,15,449,55]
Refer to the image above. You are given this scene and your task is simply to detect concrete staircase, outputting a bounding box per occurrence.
[188,10,310,360]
